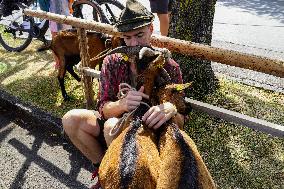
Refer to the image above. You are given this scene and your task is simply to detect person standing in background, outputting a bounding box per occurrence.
[149,0,174,36]
[38,0,50,12]
[49,0,73,68]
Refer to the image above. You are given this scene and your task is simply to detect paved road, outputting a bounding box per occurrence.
[0,106,94,189]
[213,0,284,53]
[211,0,284,93]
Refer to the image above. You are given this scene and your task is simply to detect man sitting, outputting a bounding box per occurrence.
[62,0,186,187]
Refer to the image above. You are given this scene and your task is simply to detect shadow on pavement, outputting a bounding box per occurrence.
[218,0,284,23]
[0,108,92,188]
[8,138,89,188]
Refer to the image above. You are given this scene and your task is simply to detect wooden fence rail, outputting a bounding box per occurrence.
[187,98,284,137]
[23,10,284,78]
[23,9,284,137]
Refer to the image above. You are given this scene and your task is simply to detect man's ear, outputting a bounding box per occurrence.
[149,23,154,33]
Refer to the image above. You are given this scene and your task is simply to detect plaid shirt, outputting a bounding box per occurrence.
[97,53,184,119]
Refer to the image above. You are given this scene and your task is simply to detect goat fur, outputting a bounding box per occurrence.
[154,84,216,189]
[99,47,166,189]
[40,29,124,100]
[99,47,215,189]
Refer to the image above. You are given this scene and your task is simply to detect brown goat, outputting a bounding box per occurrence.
[99,47,215,188]
[99,47,166,189]
[40,29,124,101]
[155,84,216,189]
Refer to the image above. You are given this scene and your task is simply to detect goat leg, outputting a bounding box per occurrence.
[57,57,70,101]
[66,63,81,82]
[58,76,69,101]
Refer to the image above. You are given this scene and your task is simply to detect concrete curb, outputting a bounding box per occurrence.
[0,89,63,134]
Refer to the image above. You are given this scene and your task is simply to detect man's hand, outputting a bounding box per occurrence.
[142,102,177,130]
[120,86,149,112]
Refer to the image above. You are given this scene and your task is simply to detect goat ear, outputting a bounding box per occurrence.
[169,82,192,92]
[110,36,125,48]
[105,38,112,49]
[139,47,156,59]
[181,82,192,90]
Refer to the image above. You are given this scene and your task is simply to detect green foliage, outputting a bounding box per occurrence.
[187,111,284,188]
[0,62,8,73]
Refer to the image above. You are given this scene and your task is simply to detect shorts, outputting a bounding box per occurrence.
[96,117,108,152]
[149,0,174,14]
[93,111,127,153]
[62,110,108,152]
[49,0,72,32]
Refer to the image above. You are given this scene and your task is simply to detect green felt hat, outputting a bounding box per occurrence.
[114,0,155,32]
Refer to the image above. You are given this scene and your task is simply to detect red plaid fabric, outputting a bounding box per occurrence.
[97,53,184,119]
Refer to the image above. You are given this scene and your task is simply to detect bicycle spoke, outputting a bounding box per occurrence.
[72,0,124,25]
[75,3,99,21]
[100,3,121,24]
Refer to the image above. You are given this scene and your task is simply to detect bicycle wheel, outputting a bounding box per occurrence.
[0,3,33,52]
[97,0,124,24]
[73,0,105,22]
[72,0,124,25]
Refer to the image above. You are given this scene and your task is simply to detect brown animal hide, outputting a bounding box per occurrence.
[99,47,215,189]
[155,84,216,189]
[99,111,160,189]
[157,124,216,189]
[51,30,106,75]
[99,48,166,189]
[44,30,124,100]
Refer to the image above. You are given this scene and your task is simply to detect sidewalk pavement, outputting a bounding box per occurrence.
[1,0,283,129]
[211,1,284,93]
[213,0,284,53]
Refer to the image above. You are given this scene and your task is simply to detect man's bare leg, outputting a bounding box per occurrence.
[62,109,104,164]
[157,13,170,36]
[103,118,120,147]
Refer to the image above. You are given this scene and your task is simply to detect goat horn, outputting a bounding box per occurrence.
[165,82,193,91]
[97,46,154,60]
[90,48,111,62]
[91,46,171,62]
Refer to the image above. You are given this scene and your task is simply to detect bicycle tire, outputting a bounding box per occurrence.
[96,0,124,24]
[72,0,124,25]
[72,0,106,23]
[0,3,34,52]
